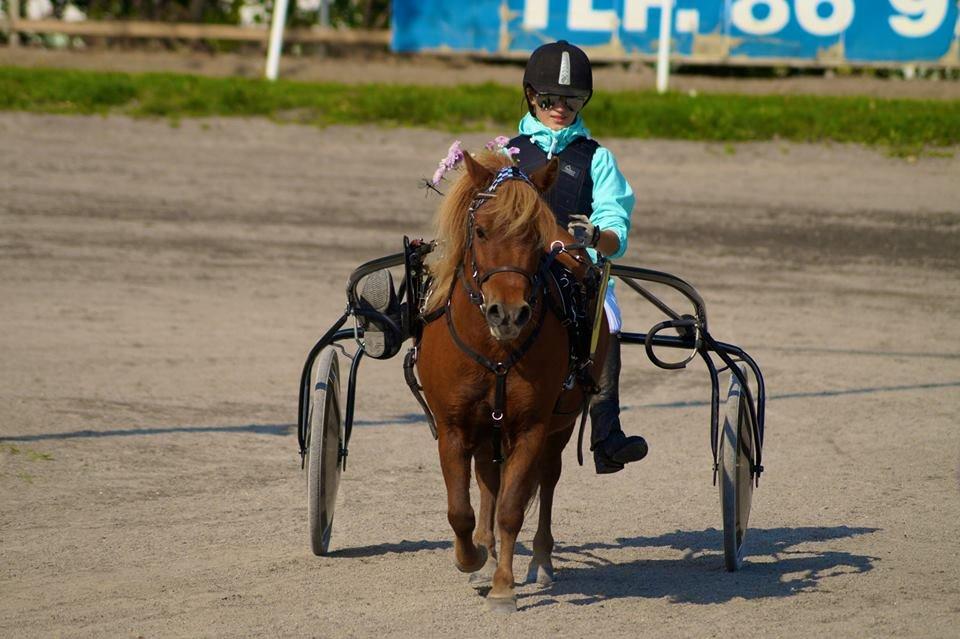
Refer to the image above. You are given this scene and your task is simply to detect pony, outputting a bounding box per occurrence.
[417,149,608,612]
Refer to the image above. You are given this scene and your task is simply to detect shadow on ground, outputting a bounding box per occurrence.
[309,525,878,606]
[329,539,454,558]
[0,423,294,441]
[521,525,879,607]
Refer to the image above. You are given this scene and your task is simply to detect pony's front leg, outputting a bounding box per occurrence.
[488,426,546,612]
[468,443,500,586]
[437,427,487,573]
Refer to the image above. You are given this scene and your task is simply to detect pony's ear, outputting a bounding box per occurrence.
[462,151,493,189]
[529,157,559,194]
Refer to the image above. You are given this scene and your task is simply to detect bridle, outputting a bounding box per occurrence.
[457,166,546,313]
[445,165,565,463]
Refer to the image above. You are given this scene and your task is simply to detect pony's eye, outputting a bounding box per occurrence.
[476,226,486,239]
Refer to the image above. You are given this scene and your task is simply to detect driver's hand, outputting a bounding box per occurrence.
[567,214,600,248]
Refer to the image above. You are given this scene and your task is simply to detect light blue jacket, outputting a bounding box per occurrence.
[518,112,634,261]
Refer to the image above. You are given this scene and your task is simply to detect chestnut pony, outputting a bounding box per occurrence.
[417,150,608,612]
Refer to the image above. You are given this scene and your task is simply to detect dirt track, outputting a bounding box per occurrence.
[1,113,959,637]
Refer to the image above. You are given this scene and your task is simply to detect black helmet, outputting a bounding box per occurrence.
[523,40,593,100]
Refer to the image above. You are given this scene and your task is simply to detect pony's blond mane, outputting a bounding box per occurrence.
[424,151,557,312]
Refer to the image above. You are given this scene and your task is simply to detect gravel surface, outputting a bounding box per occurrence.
[1,113,958,637]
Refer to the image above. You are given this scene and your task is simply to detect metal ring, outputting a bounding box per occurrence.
[491,411,504,421]
[550,240,565,253]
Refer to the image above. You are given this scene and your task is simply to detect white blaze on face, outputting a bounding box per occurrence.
[559,51,571,86]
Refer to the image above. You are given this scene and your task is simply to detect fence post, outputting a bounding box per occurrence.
[319,0,329,28]
[317,0,329,57]
[7,0,20,48]
[265,0,290,80]
[656,0,673,94]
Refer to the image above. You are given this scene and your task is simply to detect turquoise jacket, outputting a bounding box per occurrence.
[517,112,634,261]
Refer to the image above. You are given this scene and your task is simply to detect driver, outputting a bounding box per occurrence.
[510,40,648,474]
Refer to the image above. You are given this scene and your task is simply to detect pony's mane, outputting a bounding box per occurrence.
[424,151,557,312]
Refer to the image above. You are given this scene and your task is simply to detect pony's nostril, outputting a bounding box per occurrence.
[514,304,532,327]
[486,303,504,326]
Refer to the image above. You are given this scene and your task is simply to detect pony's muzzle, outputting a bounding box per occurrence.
[485,301,532,340]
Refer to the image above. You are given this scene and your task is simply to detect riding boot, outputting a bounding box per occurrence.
[589,337,648,474]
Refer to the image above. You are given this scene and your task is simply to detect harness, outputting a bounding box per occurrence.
[404,165,601,464]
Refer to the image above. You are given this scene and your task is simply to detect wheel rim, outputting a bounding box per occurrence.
[307,348,342,556]
[720,364,755,571]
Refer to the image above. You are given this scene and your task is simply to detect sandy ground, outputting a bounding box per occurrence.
[3,47,960,99]
[1,113,959,637]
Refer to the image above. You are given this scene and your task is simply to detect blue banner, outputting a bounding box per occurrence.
[393,0,960,65]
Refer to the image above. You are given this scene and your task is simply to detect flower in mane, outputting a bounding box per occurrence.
[431,140,464,186]
[485,135,520,159]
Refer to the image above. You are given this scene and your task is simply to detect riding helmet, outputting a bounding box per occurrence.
[523,40,593,101]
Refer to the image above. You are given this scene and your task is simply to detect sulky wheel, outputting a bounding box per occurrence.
[718,363,756,571]
[306,346,344,556]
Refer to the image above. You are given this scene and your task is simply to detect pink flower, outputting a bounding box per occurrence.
[431,140,464,185]
[506,146,520,157]
[485,135,511,151]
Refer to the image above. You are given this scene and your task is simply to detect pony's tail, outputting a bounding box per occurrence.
[524,485,541,519]
[491,471,540,522]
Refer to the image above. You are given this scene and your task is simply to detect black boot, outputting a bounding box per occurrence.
[590,337,648,474]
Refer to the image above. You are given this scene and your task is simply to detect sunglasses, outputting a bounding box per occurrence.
[536,93,587,111]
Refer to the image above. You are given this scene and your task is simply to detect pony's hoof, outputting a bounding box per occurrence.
[468,559,495,588]
[486,593,517,614]
[531,563,554,587]
[455,544,488,574]
[525,560,554,586]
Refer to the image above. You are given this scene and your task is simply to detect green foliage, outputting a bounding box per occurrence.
[63,0,251,23]
[1,67,958,150]
[325,0,391,28]
[53,0,389,26]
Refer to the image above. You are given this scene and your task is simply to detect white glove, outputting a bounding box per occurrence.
[567,214,601,248]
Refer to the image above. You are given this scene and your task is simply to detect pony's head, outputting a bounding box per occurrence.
[427,149,559,341]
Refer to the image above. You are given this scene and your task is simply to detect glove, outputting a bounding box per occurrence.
[567,214,601,248]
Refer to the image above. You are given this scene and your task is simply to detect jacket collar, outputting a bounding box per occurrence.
[519,113,592,159]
